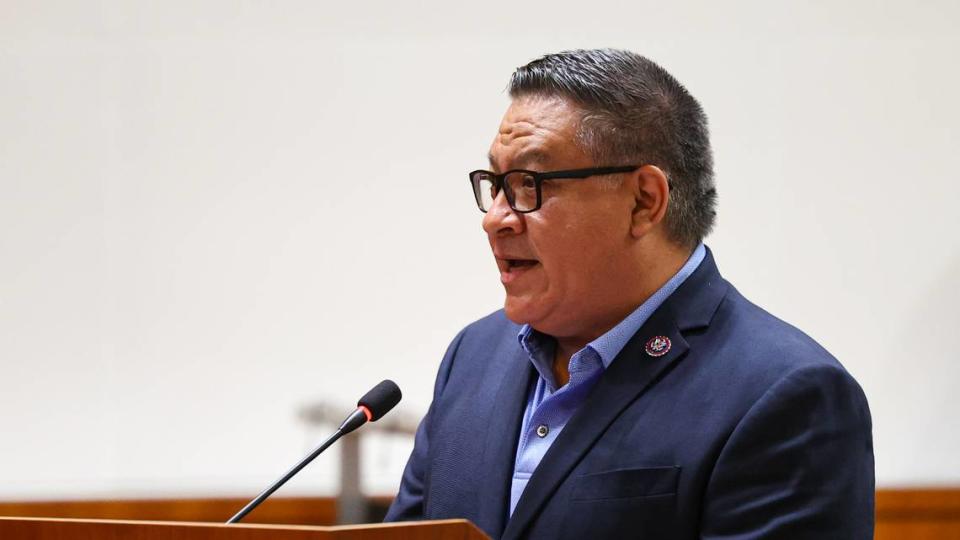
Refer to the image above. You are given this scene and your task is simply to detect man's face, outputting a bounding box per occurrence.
[484,96,638,340]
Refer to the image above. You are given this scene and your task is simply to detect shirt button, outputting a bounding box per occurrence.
[536,424,549,438]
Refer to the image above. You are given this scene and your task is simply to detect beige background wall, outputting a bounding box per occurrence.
[1,0,958,499]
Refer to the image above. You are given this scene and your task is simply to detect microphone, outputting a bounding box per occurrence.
[226,380,402,524]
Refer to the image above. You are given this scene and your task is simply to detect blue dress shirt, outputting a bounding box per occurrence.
[509,243,706,515]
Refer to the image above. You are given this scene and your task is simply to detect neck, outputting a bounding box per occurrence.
[549,241,693,387]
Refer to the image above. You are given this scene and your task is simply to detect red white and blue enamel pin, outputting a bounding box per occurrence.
[645,335,672,357]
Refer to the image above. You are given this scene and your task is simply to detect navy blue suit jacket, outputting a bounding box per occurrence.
[386,250,874,539]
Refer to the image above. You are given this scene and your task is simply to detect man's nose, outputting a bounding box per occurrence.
[482,190,524,237]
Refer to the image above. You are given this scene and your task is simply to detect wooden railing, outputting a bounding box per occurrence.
[0,497,341,525]
[1,490,958,538]
[876,488,960,539]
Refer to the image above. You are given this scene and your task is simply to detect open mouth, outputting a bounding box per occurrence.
[506,259,539,269]
[497,257,540,283]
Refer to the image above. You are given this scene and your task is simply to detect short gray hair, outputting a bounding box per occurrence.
[509,49,717,248]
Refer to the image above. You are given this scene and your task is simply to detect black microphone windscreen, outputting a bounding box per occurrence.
[357,380,402,421]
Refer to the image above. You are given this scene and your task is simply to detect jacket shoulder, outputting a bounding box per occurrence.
[717,285,843,372]
[434,309,524,385]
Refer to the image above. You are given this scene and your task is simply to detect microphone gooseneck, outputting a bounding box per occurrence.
[226,380,402,524]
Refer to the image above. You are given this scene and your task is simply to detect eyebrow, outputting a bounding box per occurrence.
[487,149,550,172]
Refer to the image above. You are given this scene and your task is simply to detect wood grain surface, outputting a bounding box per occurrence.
[2,490,958,539]
[0,517,489,540]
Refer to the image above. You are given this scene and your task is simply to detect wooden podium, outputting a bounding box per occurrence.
[0,516,491,540]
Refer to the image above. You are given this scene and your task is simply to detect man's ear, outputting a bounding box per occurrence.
[630,165,670,239]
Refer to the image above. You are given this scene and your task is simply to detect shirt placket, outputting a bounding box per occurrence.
[516,348,603,472]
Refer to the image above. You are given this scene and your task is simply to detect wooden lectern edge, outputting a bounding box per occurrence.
[0,515,471,528]
[319,519,486,534]
[0,515,488,535]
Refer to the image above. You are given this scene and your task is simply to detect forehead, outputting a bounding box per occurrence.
[488,95,585,170]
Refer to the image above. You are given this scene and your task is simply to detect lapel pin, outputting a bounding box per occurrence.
[645,335,671,357]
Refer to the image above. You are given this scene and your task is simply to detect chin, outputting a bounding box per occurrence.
[502,300,527,325]
[502,295,549,329]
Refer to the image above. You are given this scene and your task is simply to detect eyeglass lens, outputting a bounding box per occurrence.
[472,172,538,212]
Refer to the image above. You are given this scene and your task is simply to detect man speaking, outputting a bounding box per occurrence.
[386,49,874,539]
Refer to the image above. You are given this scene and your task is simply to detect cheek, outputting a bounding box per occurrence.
[528,231,588,295]
[536,214,618,259]
[537,222,629,289]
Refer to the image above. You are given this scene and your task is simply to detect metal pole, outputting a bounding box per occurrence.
[337,431,365,524]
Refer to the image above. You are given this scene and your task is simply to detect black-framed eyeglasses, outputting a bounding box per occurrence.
[468,165,640,213]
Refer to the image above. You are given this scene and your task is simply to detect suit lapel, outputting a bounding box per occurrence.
[501,249,729,540]
[501,305,688,540]
[474,346,535,538]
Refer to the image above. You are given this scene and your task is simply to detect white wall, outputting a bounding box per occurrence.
[1,0,958,500]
